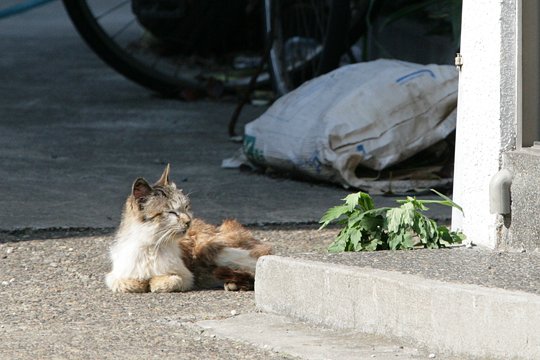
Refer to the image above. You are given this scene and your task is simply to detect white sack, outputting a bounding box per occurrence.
[243,59,458,190]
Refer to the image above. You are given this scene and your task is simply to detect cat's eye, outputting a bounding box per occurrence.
[167,210,179,217]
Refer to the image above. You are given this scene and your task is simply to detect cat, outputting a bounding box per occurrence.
[105,164,272,293]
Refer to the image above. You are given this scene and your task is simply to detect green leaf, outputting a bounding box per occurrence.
[454,231,466,243]
[409,197,429,212]
[347,211,365,228]
[365,238,380,251]
[400,202,416,227]
[437,226,466,247]
[328,240,345,253]
[319,205,349,229]
[388,233,402,250]
[344,193,361,212]
[430,189,464,215]
[359,214,384,232]
[386,207,403,233]
[349,228,363,248]
[327,229,349,252]
[412,214,438,246]
[400,232,416,249]
[357,192,375,211]
[387,202,416,234]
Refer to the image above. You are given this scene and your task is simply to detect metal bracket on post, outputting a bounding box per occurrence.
[455,53,463,71]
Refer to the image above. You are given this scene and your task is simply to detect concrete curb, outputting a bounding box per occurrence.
[255,255,540,359]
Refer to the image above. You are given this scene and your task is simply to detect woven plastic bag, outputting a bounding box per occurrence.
[242,59,458,191]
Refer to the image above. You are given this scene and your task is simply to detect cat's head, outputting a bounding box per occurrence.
[126,164,192,234]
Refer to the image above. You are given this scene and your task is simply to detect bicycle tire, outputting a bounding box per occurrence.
[62,0,267,97]
[265,0,351,96]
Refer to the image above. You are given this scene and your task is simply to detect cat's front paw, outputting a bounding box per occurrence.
[149,274,192,293]
[107,277,150,293]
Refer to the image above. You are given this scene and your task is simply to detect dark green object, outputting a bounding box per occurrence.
[320,189,466,252]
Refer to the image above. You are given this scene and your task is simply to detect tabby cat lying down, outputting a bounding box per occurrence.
[106,165,272,293]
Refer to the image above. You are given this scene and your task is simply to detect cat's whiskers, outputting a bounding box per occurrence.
[152,227,176,251]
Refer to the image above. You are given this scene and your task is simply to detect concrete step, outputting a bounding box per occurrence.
[255,249,540,360]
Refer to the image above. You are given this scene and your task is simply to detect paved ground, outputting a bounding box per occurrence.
[0,227,334,359]
[0,0,450,231]
[0,2,459,359]
[0,0,348,230]
[2,227,458,359]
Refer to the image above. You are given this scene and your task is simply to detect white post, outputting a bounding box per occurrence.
[451,0,520,248]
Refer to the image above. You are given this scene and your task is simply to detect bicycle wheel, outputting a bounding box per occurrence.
[264,0,351,96]
[62,0,267,97]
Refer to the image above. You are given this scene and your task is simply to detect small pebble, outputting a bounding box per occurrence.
[1,281,9,286]
[230,310,238,316]
[428,354,436,359]
[50,262,58,268]
[6,248,13,254]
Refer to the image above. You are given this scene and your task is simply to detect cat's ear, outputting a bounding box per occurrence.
[155,163,171,186]
[132,178,152,200]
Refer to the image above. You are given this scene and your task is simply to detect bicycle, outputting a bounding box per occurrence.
[62,0,269,98]
[61,0,459,100]
[60,0,365,98]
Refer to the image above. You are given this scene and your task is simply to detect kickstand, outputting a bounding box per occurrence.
[228,32,274,139]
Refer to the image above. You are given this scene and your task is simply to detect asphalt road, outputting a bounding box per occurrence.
[0,225,336,359]
[0,3,480,359]
[0,0,451,232]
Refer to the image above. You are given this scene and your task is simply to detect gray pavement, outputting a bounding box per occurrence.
[2,0,347,230]
[0,2,494,360]
[196,313,435,360]
[0,0,450,231]
[1,226,449,359]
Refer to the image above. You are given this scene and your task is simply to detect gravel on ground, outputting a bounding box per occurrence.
[0,225,337,359]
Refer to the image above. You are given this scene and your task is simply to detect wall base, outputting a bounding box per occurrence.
[501,147,540,252]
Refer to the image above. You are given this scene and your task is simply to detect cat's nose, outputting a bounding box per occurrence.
[179,213,191,226]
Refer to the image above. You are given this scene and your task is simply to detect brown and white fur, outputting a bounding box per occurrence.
[105,165,272,293]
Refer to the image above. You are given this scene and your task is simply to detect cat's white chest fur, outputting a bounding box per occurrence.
[105,222,191,288]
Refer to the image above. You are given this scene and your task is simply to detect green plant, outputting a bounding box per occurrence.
[319,189,465,252]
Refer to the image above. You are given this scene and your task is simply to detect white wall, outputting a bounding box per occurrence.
[452,0,519,248]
